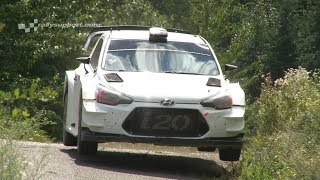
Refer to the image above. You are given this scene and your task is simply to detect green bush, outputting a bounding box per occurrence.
[239,67,320,179]
[0,74,63,141]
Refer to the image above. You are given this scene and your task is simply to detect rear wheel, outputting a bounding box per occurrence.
[77,95,98,155]
[219,148,241,161]
[63,92,77,146]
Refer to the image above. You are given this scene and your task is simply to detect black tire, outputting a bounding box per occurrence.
[197,146,216,152]
[77,94,98,155]
[219,148,241,161]
[63,91,77,146]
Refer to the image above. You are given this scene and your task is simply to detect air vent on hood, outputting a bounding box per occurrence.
[206,77,221,87]
[104,73,123,82]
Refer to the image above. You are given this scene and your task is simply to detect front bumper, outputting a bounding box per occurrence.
[80,127,244,148]
[81,100,245,143]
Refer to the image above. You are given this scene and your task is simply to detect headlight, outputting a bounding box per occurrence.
[96,87,133,106]
[200,95,233,109]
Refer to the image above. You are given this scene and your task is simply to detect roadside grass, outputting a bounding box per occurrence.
[0,115,50,142]
[0,138,51,180]
[237,67,320,179]
[22,142,51,180]
[0,140,25,179]
[0,78,55,180]
[0,102,51,179]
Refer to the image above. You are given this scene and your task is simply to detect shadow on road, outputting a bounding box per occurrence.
[60,148,228,179]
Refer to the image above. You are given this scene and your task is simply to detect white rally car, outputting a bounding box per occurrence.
[63,26,245,161]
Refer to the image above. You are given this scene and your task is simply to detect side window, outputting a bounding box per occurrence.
[90,39,103,70]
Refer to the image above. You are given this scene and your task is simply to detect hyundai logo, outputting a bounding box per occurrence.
[159,99,175,106]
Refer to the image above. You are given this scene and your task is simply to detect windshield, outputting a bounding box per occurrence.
[102,40,219,75]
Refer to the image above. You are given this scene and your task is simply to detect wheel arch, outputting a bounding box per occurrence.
[64,71,76,99]
[64,70,79,137]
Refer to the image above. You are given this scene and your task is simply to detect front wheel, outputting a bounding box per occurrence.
[77,94,98,155]
[77,136,98,155]
[219,148,241,161]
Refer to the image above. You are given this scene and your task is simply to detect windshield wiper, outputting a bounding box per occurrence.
[108,69,146,72]
[108,69,126,72]
[164,71,203,75]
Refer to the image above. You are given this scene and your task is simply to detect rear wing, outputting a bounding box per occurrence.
[82,25,191,51]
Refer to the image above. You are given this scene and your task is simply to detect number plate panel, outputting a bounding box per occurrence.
[122,108,209,137]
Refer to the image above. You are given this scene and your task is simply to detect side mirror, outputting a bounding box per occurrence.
[225,64,238,71]
[76,57,90,64]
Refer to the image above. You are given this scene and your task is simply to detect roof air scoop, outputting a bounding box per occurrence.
[206,77,221,87]
[149,27,168,43]
[104,73,123,82]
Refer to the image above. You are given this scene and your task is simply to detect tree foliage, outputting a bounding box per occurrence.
[1,0,319,100]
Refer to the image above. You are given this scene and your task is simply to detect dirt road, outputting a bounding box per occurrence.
[17,141,232,179]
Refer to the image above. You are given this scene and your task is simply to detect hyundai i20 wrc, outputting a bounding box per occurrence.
[63,26,245,161]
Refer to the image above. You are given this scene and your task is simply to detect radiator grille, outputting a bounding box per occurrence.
[122,108,209,137]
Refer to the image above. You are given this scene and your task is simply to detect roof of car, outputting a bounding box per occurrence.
[83,26,209,51]
[106,30,206,44]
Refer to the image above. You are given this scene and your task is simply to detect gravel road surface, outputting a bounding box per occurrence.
[16,141,232,180]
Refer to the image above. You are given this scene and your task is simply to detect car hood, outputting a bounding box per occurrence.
[104,72,226,103]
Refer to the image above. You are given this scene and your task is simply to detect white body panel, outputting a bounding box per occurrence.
[65,70,78,136]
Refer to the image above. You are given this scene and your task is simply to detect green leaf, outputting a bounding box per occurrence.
[11,108,19,118]
[13,88,20,99]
